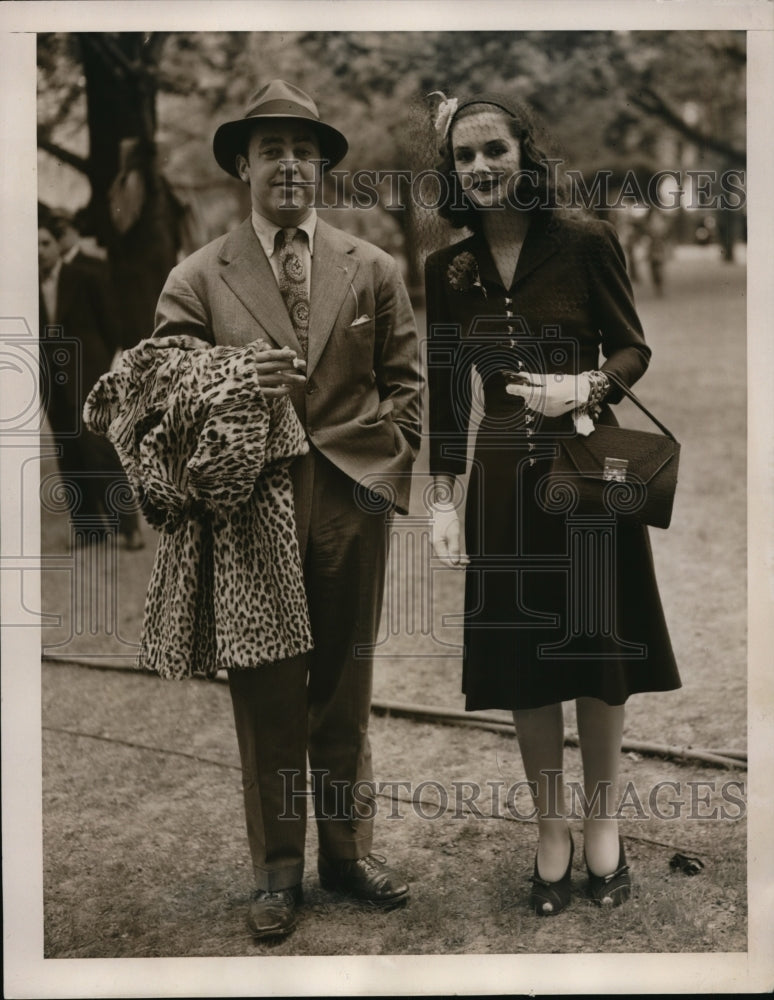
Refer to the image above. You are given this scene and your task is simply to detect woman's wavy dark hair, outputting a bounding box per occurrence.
[434,94,567,230]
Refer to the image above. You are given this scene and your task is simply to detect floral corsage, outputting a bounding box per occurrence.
[446,251,487,297]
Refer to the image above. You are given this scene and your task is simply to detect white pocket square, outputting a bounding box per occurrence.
[349,314,373,327]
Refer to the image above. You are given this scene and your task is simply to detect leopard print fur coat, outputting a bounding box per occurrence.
[84,334,313,678]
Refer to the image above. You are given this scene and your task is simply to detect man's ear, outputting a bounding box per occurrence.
[235,154,250,183]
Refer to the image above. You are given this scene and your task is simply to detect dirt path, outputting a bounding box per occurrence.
[42,660,746,960]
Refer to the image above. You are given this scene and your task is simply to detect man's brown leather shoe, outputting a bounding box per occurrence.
[318,853,409,907]
[247,885,302,939]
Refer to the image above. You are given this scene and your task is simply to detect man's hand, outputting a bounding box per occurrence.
[254,345,307,398]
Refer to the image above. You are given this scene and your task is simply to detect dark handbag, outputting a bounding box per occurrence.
[549,371,680,529]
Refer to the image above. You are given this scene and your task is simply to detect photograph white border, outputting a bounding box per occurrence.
[2,2,773,996]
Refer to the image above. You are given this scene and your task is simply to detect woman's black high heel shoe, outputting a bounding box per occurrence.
[530,834,574,916]
[586,836,631,907]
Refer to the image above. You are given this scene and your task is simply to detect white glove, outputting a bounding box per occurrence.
[505,372,591,418]
[430,503,469,568]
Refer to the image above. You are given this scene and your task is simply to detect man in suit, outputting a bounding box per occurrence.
[152,80,423,939]
[52,207,122,366]
[38,218,144,549]
[52,207,97,268]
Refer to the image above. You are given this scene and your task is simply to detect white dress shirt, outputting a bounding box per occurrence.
[40,259,62,325]
[62,243,80,265]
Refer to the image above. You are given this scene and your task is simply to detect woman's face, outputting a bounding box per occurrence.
[451,109,521,211]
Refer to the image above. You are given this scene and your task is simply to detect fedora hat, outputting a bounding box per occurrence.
[213,79,349,178]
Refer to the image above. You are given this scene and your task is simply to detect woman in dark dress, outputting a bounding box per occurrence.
[425,93,681,915]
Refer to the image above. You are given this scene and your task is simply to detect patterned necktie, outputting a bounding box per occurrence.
[275,227,310,357]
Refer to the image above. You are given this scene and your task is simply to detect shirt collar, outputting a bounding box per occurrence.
[251,208,317,258]
[41,258,62,286]
[62,244,79,264]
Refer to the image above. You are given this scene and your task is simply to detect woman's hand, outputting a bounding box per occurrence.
[430,477,469,568]
[429,475,469,568]
[505,372,591,418]
[431,504,469,567]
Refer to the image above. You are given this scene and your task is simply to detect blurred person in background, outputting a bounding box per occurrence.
[148,80,423,940]
[425,92,680,916]
[52,207,121,367]
[38,213,144,549]
[53,207,102,269]
[642,205,673,296]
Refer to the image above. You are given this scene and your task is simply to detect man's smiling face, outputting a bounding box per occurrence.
[236,120,321,227]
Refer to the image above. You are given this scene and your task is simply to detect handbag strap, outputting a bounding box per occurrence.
[604,371,678,441]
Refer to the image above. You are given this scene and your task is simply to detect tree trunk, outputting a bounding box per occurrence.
[79,33,180,348]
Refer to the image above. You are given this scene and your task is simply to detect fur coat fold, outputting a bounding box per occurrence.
[84,335,313,678]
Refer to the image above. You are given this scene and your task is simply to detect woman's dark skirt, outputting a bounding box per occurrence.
[462,424,681,711]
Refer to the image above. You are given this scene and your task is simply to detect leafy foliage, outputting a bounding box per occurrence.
[37,30,746,275]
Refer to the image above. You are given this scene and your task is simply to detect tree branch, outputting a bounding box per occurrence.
[79,33,153,84]
[37,82,85,134]
[37,135,90,175]
[629,85,746,166]
[95,34,137,79]
[142,32,169,67]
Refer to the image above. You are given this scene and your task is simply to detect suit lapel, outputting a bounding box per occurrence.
[219,219,301,353]
[307,219,359,377]
[512,211,561,288]
[467,212,560,293]
[466,234,500,288]
[55,264,76,324]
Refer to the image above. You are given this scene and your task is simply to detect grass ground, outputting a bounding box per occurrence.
[43,660,746,959]
[36,243,751,982]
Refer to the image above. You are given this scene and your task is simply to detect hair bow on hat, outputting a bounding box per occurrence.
[427,91,459,143]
